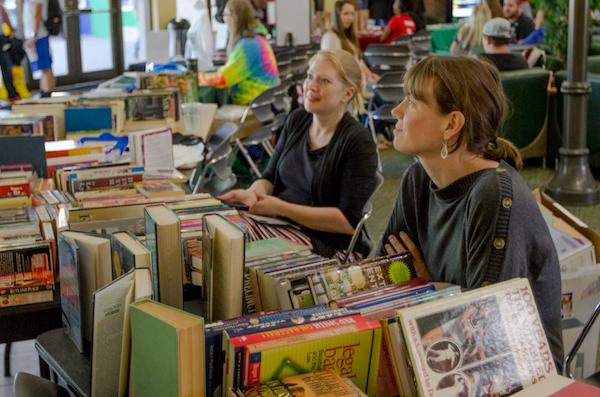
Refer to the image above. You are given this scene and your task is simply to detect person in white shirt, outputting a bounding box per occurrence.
[184,0,214,70]
[23,0,55,97]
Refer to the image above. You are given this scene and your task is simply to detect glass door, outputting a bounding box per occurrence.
[22,0,124,88]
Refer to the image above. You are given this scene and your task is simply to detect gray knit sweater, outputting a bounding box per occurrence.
[380,160,564,371]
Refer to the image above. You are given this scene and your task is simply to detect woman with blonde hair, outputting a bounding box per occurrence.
[381,56,563,371]
[198,0,279,105]
[450,4,492,55]
[220,50,378,258]
[321,0,379,83]
[483,0,504,18]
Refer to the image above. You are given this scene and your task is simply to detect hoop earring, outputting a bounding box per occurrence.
[441,140,448,160]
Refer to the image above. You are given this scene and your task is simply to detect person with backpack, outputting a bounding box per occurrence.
[0,3,20,102]
[24,0,59,97]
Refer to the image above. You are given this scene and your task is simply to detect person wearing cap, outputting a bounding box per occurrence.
[478,17,529,72]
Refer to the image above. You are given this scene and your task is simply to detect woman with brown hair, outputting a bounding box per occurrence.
[198,0,279,105]
[380,56,563,371]
[320,0,379,83]
[220,50,378,258]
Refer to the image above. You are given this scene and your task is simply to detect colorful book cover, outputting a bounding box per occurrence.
[315,253,416,301]
[243,317,381,396]
[398,278,556,397]
[242,370,364,397]
[205,305,339,397]
[0,242,54,293]
[58,233,85,353]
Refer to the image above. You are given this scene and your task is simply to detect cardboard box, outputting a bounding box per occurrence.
[539,190,600,262]
[561,264,600,378]
[533,190,598,272]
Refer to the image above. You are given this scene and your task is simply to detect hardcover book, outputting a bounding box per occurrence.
[397,278,556,397]
[110,231,151,279]
[58,233,85,352]
[130,300,204,397]
[242,316,382,396]
[202,213,245,322]
[144,204,183,309]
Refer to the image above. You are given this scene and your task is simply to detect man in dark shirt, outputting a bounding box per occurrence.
[478,18,529,72]
[503,0,535,43]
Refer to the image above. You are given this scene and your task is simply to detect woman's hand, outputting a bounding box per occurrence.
[249,192,285,217]
[218,189,258,208]
[384,231,431,281]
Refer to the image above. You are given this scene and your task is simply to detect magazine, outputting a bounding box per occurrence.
[397,278,556,397]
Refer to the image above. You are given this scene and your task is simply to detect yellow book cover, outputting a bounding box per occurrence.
[244,318,381,396]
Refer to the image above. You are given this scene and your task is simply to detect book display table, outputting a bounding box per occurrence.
[35,328,90,397]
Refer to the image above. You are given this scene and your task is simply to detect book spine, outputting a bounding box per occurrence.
[226,308,354,339]
[71,173,144,193]
[234,345,245,389]
[0,283,54,295]
[0,183,30,198]
[0,289,53,307]
[46,147,103,158]
[229,315,367,347]
[247,351,261,387]
[0,244,53,279]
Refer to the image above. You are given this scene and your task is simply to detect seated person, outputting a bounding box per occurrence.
[503,0,535,43]
[321,0,379,84]
[220,50,379,258]
[478,18,529,71]
[521,9,545,45]
[450,4,491,56]
[199,0,279,105]
[380,56,563,370]
[380,0,416,44]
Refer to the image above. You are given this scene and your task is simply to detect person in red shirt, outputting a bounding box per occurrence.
[380,0,416,44]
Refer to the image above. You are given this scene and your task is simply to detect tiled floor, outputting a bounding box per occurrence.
[0,341,39,397]
[2,149,600,395]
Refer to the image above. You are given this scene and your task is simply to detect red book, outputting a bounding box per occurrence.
[0,180,30,197]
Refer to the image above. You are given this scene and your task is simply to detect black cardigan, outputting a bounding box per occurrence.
[260,108,379,257]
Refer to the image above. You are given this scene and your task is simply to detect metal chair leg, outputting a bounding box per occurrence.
[565,302,600,378]
[263,140,275,156]
[235,138,262,178]
[4,342,11,377]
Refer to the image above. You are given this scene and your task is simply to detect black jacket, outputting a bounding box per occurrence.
[261,108,378,257]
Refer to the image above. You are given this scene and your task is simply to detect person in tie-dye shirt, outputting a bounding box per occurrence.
[199,0,279,105]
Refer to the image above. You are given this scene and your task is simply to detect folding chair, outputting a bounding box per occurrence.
[235,84,288,177]
[342,170,385,264]
[410,31,432,61]
[13,372,69,397]
[272,79,294,113]
[190,122,239,195]
[275,48,294,80]
[364,43,411,73]
[365,71,406,170]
